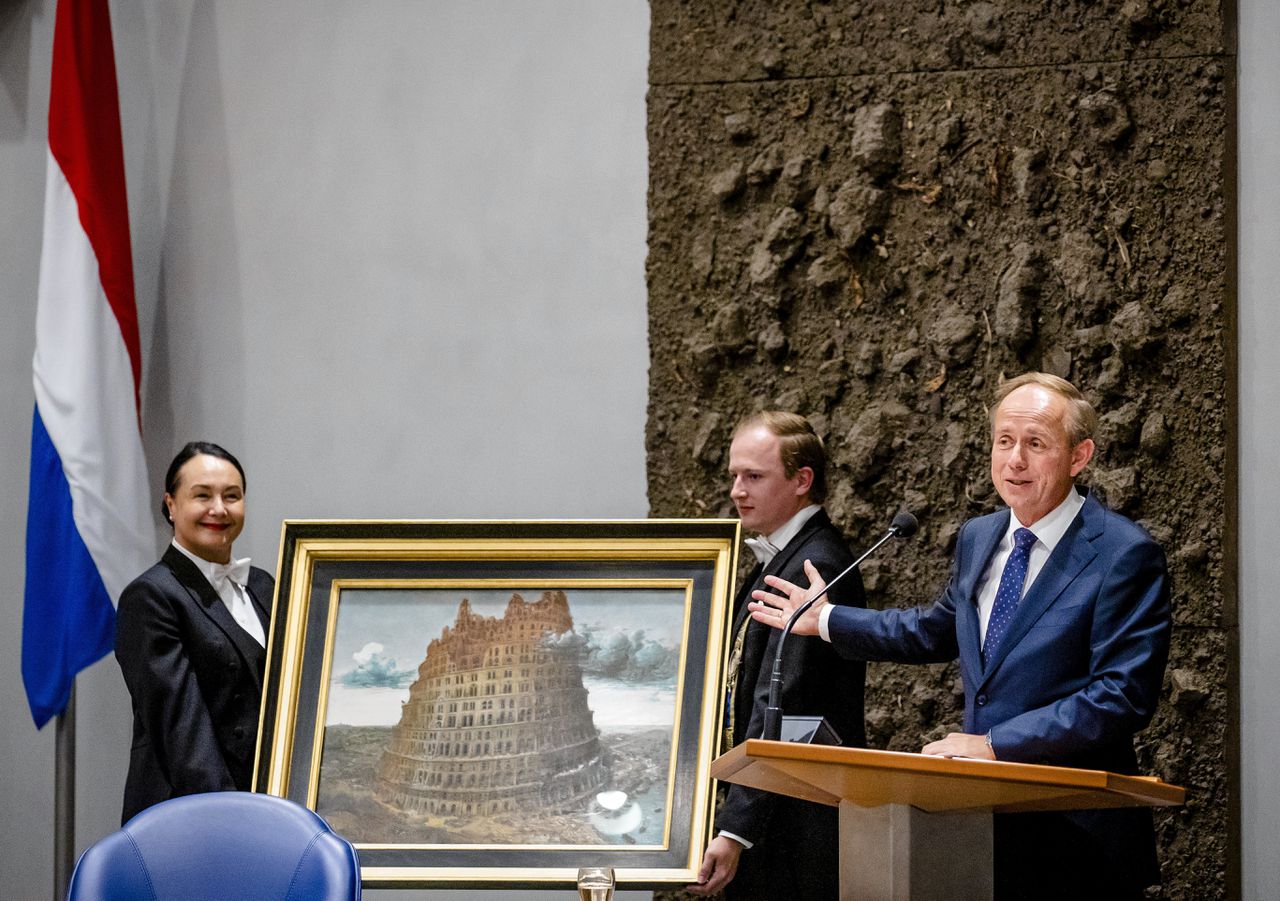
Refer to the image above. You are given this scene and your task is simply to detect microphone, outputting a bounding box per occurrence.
[760,511,918,743]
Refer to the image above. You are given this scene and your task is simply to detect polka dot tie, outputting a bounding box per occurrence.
[983,527,1037,666]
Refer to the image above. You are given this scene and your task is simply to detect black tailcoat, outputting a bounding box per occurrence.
[717,510,866,901]
[114,545,274,824]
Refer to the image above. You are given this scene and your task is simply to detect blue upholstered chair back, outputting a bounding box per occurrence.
[66,791,361,901]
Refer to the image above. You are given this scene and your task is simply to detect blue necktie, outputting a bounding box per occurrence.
[983,527,1037,665]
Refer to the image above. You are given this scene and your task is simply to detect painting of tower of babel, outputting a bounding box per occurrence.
[315,586,685,846]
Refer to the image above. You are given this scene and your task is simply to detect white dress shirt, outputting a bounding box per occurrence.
[745,504,822,566]
[171,539,266,647]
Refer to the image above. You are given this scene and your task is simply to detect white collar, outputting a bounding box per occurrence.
[171,539,251,588]
[1004,488,1084,553]
[768,504,822,552]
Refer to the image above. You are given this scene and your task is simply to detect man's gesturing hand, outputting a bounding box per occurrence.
[748,559,828,637]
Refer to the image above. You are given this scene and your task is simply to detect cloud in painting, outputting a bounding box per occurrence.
[543,626,677,684]
[339,641,415,688]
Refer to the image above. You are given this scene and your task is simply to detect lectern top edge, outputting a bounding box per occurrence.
[731,739,1185,806]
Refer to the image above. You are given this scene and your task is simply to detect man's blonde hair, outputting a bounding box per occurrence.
[991,372,1097,446]
[733,411,828,503]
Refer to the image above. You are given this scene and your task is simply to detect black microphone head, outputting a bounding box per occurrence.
[890,511,918,538]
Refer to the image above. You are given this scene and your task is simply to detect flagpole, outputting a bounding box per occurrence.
[54,684,75,900]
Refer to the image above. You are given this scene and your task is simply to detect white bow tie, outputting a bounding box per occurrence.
[208,557,251,590]
[745,536,780,566]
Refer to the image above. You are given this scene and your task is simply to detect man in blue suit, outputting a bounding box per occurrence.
[749,373,1171,900]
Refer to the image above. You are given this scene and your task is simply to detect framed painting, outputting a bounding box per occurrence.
[253,519,739,890]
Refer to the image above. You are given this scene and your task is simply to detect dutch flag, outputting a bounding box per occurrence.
[23,0,156,729]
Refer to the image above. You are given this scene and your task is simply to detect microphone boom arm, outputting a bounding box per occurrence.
[760,513,916,742]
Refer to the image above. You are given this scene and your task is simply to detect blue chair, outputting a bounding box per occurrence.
[66,791,360,900]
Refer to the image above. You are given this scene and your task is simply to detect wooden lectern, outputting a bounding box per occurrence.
[712,739,1184,901]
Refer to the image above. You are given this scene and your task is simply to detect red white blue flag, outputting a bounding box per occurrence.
[23,0,155,729]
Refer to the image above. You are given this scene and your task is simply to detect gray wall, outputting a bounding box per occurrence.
[3,0,1278,898]
[1,1,650,898]
[1237,2,1280,899]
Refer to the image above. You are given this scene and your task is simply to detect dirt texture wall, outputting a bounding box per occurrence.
[645,3,1233,898]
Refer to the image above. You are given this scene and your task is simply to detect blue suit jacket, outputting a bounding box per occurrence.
[827,490,1171,888]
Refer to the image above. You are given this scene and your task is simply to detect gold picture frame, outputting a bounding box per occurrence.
[253,519,739,890]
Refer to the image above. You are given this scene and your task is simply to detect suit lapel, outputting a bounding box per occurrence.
[957,513,1008,682]
[734,510,831,628]
[730,511,832,741]
[979,495,1101,679]
[244,571,273,634]
[163,546,267,690]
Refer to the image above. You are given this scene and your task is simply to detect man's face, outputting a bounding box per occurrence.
[728,425,812,535]
[990,384,1094,526]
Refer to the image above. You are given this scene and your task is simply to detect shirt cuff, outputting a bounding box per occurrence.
[718,830,753,850]
[818,603,835,642]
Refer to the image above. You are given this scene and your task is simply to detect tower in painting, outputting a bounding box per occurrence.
[376,590,608,817]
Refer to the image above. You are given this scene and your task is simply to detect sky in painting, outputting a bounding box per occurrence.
[325,586,688,727]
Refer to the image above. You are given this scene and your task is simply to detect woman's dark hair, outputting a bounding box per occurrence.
[161,441,246,523]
